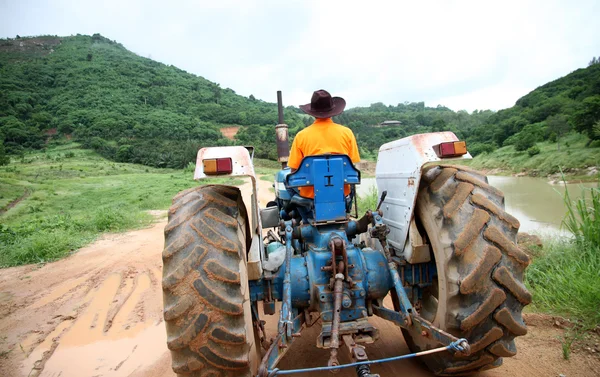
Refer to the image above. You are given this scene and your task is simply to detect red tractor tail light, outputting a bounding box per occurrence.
[203,158,233,175]
[433,141,468,158]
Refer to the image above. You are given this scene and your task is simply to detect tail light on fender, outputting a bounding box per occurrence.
[433,141,467,158]
[203,158,233,175]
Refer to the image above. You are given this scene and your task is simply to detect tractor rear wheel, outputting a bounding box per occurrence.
[162,185,260,377]
[403,165,531,375]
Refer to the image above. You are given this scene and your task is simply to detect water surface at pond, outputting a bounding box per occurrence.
[357,176,597,236]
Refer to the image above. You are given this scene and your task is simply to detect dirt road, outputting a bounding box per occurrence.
[1,177,599,377]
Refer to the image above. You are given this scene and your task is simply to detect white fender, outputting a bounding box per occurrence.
[194,146,264,280]
[375,132,472,255]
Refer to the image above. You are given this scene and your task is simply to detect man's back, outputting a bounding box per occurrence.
[288,118,360,198]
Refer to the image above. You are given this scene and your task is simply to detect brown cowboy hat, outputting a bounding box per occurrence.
[299,89,346,118]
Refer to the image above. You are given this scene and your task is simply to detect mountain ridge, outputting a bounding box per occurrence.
[1,34,599,169]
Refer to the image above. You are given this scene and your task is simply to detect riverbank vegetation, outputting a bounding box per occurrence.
[526,184,600,358]
[0,144,240,266]
[465,132,600,179]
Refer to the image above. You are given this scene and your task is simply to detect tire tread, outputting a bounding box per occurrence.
[162,185,256,377]
[406,164,529,375]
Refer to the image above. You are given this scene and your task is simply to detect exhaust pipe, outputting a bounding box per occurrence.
[275,90,289,168]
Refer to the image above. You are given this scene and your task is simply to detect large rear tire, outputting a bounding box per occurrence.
[403,165,531,375]
[162,185,260,377]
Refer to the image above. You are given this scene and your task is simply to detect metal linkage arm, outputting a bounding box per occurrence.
[278,224,294,340]
[369,200,471,355]
[265,337,469,376]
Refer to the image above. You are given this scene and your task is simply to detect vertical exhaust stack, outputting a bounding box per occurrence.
[275,90,289,168]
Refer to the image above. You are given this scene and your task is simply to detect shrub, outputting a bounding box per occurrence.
[515,132,536,151]
[527,145,541,156]
[468,142,495,156]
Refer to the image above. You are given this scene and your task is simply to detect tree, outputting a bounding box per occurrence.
[514,132,536,151]
[546,114,571,150]
[431,118,446,132]
[573,95,600,143]
[589,56,599,67]
[211,83,222,104]
[0,140,9,166]
[594,120,600,139]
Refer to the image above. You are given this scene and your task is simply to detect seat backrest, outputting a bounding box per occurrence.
[287,154,360,222]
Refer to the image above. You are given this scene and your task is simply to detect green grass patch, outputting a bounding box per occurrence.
[253,158,283,170]
[259,175,275,182]
[0,181,27,209]
[0,144,242,267]
[464,133,600,178]
[356,186,379,215]
[526,240,600,324]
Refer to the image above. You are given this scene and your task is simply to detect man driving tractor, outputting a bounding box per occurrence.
[288,89,360,198]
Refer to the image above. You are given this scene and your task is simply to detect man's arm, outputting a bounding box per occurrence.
[288,135,303,172]
[348,131,360,163]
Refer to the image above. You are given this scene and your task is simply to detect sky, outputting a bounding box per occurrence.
[1,0,599,112]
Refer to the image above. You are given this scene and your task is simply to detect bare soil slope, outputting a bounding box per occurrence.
[1,178,598,377]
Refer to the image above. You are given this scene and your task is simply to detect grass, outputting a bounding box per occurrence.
[464,133,600,179]
[526,239,600,324]
[525,183,600,358]
[356,186,379,215]
[563,183,600,246]
[0,181,27,210]
[0,143,242,267]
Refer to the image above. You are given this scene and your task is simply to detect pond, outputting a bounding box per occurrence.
[356,176,598,236]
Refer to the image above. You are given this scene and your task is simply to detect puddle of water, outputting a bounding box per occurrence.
[109,273,152,338]
[24,272,161,377]
[22,320,73,375]
[39,322,167,377]
[61,273,122,347]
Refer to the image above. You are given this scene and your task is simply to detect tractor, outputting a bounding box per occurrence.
[162,92,530,377]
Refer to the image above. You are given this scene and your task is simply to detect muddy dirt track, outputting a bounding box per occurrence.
[1,178,599,377]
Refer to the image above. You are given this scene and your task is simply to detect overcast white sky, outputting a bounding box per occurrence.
[1,0,599,112]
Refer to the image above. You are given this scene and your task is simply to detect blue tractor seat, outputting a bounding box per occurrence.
[286,154,360,223]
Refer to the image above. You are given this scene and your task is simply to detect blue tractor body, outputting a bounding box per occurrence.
[251,155,390,344]
[245,154,467,377]
[168,93,532,377]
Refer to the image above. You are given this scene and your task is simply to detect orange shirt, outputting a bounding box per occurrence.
[288,118,360,198]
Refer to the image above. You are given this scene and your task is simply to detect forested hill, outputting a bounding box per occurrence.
[331,61,600,157]
[464,61,600,154]
[1,34,599,168]
[0,34,305,166]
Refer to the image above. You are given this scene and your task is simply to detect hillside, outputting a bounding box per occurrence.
[465,61,600,154]
[331,103,495,158]
[0,34,305,166]
[1,34,599,172]
[331,62,600,159]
